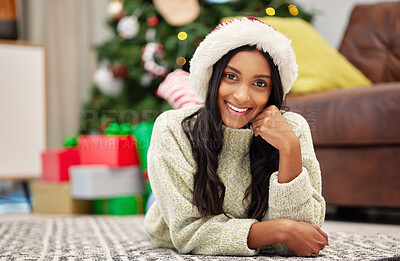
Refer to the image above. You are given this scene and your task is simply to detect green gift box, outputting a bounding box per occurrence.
[94,194,148,215]
[132,121,154,171]
[145,181,152,194]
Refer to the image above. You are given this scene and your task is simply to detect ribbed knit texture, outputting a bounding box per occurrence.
[144,105,325,256]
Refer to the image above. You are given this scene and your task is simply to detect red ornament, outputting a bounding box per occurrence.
[194,38,202,46]
[116,10,127,21]
[147,16,159,27]
[111,64,129,79]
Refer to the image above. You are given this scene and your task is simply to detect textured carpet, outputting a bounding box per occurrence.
[0,215,399,261]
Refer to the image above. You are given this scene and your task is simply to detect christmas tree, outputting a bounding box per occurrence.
[80,0,314,133]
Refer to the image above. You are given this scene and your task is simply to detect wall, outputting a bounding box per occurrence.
[295,0,399,48]
[18,0,112,148]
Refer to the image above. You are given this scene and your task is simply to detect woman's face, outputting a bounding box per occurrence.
[218,50,272,129]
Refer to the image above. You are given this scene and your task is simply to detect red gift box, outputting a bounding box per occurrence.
[78,135,139,167]
[41,148,80,182]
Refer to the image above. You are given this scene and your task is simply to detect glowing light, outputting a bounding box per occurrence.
[177,31,188,41]
[118,34,125,41]
[266,7,275,16]
[288,5,299,16]
[176,56,186,66]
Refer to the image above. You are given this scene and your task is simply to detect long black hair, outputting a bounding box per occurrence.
[181,45,285,221]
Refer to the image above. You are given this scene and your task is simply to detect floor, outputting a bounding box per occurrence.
[1,185,399,238]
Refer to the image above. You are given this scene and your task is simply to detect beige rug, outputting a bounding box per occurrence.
[0,215,399,260]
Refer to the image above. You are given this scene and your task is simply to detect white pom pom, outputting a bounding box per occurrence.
[93,66,123,97]
[106,0,123,19]
[117,15,139,39]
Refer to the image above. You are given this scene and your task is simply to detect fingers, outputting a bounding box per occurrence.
[313,225,329,246]
[252,105,280,124]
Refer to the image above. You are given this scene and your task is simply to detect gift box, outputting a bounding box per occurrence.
[78,135,139,167]
[31,181,92,214]
[41,148,80,182]
[93,194,147,215]
[70,165,145,199]
[132,121,154,171]
[143,170,152,194]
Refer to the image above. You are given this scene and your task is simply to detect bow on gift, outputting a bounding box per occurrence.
[63,136,78,148]
[104,122,133,135]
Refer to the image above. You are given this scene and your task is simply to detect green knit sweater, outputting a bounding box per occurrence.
[144,105,325,256]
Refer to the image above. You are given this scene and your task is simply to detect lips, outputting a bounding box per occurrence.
[225,101,252,115]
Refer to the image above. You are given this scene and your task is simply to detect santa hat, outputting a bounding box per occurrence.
[189,17,298,101]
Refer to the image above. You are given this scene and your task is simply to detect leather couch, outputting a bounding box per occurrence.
[286,2,400,207]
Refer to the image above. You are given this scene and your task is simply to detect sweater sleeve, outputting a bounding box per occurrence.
[144,110,258,256]
[266,112,326,227]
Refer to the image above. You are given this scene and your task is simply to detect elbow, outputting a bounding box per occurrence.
[169,227,198,254]
[312,197,326,228]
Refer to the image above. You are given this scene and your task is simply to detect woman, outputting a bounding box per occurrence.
[144,17,328,257]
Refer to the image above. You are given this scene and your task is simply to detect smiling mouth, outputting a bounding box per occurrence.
[225,101,252,113]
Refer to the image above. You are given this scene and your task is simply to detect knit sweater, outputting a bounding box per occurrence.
[144,105,325,256]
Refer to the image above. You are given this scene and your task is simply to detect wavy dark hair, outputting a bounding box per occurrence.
[182,45,285,221]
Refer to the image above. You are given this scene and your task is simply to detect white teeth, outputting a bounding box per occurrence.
[227,102,249,112]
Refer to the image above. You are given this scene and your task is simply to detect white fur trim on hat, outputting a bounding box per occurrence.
[189,17,298,102]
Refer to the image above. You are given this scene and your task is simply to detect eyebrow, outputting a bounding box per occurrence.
[226,65,271,79]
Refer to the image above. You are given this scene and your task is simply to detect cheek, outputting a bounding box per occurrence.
[253,89,271,111]
[217,84,229,104]
[255,90,271,105]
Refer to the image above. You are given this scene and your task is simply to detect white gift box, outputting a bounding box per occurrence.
[70,165,145,199]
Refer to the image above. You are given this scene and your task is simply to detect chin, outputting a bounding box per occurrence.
[222,119,248,129]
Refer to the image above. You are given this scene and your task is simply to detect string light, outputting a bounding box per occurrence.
[176,56,186,66]
[177,31,188,41]
[288,5,299,16]
[118,34,125,41]
[266,7,276,16]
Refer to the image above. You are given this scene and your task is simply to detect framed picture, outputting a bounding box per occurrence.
[0,41,47,180]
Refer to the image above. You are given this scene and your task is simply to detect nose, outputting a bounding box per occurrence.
[232,84,250,104]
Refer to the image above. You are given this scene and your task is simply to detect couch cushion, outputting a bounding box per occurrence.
[286,83,400,146]
[316,146,400,207]
[339,2,400,83]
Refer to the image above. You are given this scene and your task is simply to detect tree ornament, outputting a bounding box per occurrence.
[146,15,159,27]
[106,0,124,20]
[93,64,124,97]
[141,43,168,78]
[115,10,127,21]
[153,0,200,26]
[145,28,156,42]
[206,0,233,3]
[111,64,129,79]
[117,15,139,39]
[140,73,153,87]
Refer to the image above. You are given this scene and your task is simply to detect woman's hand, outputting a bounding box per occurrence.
[283,220,330,257]
[250,105,298,152]
[248,219,329,256]
[251,105,302,183]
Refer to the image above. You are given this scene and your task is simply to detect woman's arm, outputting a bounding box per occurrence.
[251,105,302,183]
[248,219,329,256]
[251,106,327,255]
[144,110,258,256]
[277,132,302,183]
[251,106,325,226]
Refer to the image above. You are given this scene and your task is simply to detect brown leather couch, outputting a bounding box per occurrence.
[286,2,400,208]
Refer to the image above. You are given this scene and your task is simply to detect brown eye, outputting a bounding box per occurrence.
[225,73,237,80]
[254,80,267,87]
